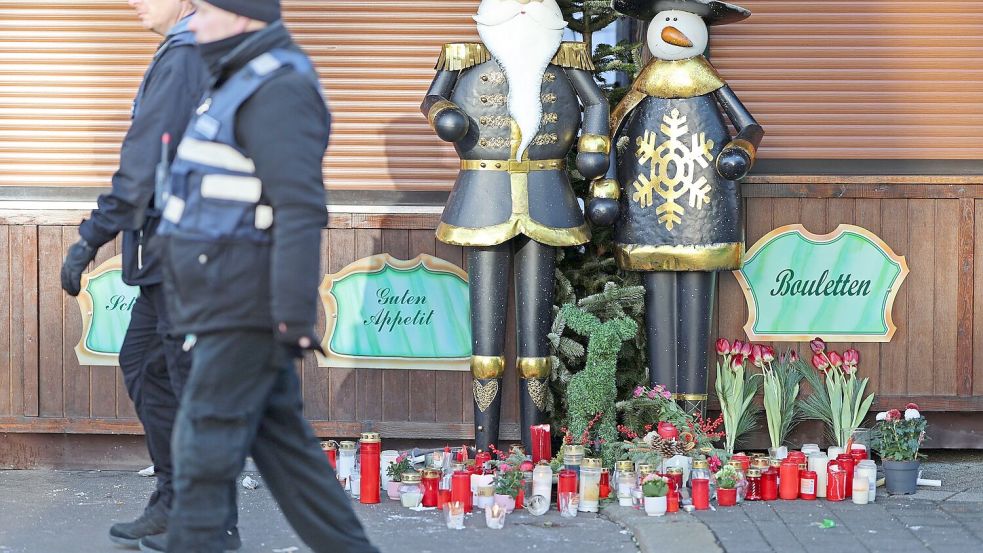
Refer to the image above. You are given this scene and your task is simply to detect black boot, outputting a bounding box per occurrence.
[472,371,503,452]
[675,271,717,418]
[138,527,241,552]
[109,500,169,548]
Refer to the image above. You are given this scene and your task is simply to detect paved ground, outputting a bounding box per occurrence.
[1,452,980,553]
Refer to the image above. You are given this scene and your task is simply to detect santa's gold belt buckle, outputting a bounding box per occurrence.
[460,159,565,174]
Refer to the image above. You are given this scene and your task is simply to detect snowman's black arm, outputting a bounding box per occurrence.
[565,68,611,180]
[714,85,765,157]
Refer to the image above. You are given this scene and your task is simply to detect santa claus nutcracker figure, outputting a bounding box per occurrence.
[588,0,764,415]
[421,0,611,452]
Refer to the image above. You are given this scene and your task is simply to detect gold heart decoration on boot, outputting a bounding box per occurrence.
[526,378,549,411]
[473,380,499,413]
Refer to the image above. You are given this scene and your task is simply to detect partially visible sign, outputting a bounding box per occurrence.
[735,224,909,342]
[317,254,471,370]
[75,255,139,366]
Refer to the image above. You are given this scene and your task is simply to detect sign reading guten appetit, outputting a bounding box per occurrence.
[317,254,471,370]
[74,255,140,366]
[735,224,909,342]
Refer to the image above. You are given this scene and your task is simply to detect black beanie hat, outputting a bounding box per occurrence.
[205,0,281,23]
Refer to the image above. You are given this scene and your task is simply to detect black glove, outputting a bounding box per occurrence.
[276,321,325,359]
[587,198,619,227]
[716,143,752,181]
[433,107,470,143]
[60,238,98,297]
[576,151,609,181]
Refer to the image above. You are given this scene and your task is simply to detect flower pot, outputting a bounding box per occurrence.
[494,494,516,513]
[387,480,401,501]
[643,496,667,517]
[768,446,789,460]
[883,460,920,495]
[717,487,738,507]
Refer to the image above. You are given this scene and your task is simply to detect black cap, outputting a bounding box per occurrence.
[612,0,750,25]
[204,0,281,23]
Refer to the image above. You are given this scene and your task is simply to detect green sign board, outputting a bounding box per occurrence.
[74,256,140,366]
[735,224,908,342]
[318,254,471,370]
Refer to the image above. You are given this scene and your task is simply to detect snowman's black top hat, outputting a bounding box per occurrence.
[613,0,750,25]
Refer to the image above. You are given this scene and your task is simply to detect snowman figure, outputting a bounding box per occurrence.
[588,0,764,415]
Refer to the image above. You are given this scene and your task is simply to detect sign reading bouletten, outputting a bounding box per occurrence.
[318,254,471,370]
[735,224,909,342]
[74,255,139,366]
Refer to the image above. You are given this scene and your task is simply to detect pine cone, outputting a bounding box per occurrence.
[650,436,688,458]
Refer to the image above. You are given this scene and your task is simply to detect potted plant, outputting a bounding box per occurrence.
[755,346,803,460]
[641,476,669,517]
[798,339,875,449]
[871,403,928,495]
[715,465,739,506]
[492,465,522,513]
[714,339,762,454]
[385,453,411,500]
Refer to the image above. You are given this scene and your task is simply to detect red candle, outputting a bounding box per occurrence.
[421,468,440,508]
[779,459,800,500]
[836,454,855,499]
[437,489,451,510]
[827,461,846,501]
[599,469,611,499]
[530,424,552,463]
[851,448,867,464]
[321,441,337,470]
[452,470,473,513]
[761,467,779,501]
[799,470,818,500]
[475,451,492,474]
[691,478,710,510]
[557,469,577,510]
[731,453,751,472]
[666,468,684,495]
[745,469,762,501]
[667,490,679,513]
[359,432,381,504]
[657,422,680,441]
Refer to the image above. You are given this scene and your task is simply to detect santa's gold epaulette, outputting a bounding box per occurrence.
[435,42,595,72]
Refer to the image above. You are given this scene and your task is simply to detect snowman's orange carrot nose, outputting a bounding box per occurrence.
[661,26,693,48]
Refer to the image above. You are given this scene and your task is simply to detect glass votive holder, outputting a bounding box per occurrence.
[559,491,579,518]
[485,504,507,529]
[350,473,361,499]
[444,501,465,530]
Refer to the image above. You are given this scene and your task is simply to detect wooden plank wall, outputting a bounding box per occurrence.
[1,185,982,442]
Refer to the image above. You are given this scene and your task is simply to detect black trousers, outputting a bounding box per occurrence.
[117,284,192,511]
[167,330,378,553]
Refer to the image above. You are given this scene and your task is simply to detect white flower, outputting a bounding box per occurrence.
[904,408,921,420]
[875,411,888,421]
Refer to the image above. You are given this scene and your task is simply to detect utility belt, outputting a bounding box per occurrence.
[460,159,565,173]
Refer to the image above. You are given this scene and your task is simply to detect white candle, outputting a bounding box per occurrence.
[808,453,829,498]
[827,446,845,461]
[852,477,870,505]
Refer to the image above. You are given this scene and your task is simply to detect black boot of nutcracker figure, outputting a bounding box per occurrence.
[421,0,611,452]
[589,0,764,416]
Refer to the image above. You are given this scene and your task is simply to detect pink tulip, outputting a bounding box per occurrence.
[731,354,745,371]
[741,341,752,356]
[810,338,826,354]
[762,346,776,364]
[731,340,744,356]
[749,345,764,367]
[789,349,800,362]
[828,351,843,368]
[843,348,860,367]
[716,338,731,356]
[812,353,829,372]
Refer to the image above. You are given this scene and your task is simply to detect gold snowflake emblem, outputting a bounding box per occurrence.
[631,109,715,230]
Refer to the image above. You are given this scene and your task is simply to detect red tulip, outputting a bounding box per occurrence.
[810,338,826,354]
[731,354,745,371]
[843,348,860,367]
[731,340,744,356]
[812,353,829,372]
[789,349,800,362]
[762,346,776,364]
[741,341,752,356]
[749,345,764,367]
[886,409,902,421]
[828,351,843,368]
[906,402,920,411]
[716,338,731,356]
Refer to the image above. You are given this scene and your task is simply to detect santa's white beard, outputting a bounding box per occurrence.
[479,16,563,161]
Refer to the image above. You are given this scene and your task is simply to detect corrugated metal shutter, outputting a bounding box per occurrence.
[1,0,979,192]
[711,0,983,159]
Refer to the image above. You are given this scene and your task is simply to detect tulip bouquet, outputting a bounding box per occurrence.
[798,338,875,448]
[755,346,804,454]
[714,339,762,455]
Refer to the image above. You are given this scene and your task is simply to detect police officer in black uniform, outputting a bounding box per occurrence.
[155,1,379,552]
[58,1,240,549]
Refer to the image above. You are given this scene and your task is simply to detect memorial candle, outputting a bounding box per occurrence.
[530,424,552,463]
[359,433,381,504]
[321,441,338,470]
[451,470,473,513]
[779,459,800,500]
